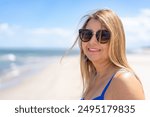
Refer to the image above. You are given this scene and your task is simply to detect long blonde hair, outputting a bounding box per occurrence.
[72,9,135,97]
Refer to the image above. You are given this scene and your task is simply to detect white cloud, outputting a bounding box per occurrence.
[122,8,150,49]
[0,23,9,31]
[0,23,74,48]
[0,23,71,38]
[0,23,19,36]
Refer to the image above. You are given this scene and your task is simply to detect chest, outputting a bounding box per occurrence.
[84,79,107,100]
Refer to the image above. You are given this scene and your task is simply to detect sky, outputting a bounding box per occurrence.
[0,0,150,50]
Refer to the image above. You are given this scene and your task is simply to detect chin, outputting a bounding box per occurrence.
[87,56,101,62]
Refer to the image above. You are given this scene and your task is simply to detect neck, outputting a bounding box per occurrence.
[92,60,116,78]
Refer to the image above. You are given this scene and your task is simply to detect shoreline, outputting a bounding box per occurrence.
[0,55,82,100]
[0,56,59,89]
[0,54,150,100]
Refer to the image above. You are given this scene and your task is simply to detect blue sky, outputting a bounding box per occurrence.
[0,0,150,50]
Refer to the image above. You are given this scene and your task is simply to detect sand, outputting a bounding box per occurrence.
[127,54,150,99]
[0,54,150,100]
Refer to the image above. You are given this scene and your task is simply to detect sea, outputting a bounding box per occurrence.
[0,48,79,89]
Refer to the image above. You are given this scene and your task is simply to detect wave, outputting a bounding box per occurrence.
[0,57,53,89]
[0,53,16,61]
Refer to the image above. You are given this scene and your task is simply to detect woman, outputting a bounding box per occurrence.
[73,9,145,100]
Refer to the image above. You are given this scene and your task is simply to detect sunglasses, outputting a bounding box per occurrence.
[79,29,110,44]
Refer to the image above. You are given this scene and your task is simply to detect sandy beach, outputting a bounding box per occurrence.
[0,53,150,100]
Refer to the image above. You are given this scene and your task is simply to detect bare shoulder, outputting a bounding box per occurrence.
[110,71,145,100]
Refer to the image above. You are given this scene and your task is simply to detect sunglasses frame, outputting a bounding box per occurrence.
[79,29,110,44]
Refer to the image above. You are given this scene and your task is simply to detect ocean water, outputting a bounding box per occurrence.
[0,48,79,89]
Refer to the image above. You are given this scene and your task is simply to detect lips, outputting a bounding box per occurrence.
[88,48,101,52]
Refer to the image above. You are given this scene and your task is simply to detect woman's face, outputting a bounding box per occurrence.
[81,19,110,63]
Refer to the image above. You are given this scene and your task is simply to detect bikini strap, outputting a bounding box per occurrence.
[100,73,115,98]
[100,68,126,98]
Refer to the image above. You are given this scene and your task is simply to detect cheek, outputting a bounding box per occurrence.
[103,45,109,58]
[81,42,87,53]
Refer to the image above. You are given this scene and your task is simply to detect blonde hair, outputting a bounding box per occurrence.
[72,9,136,97]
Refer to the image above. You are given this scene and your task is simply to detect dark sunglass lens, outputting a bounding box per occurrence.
[101,30,110,40]
[97,30,110,43]
[79,29,92,42]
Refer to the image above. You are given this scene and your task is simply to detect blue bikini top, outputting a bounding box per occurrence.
[81,74,115,100]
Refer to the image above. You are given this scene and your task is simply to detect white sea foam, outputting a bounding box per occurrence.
[0,53,16,61]
[0,56,57,89]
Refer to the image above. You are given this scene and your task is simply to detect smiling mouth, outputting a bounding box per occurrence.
[88,48,101,52]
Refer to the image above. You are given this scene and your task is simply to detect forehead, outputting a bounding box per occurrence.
[85,19,105,30]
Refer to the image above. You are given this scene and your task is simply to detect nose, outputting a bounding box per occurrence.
[89,33,98,44]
